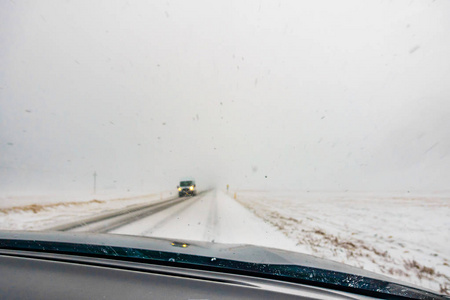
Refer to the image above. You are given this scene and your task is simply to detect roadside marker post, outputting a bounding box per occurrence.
[93,171,97,195]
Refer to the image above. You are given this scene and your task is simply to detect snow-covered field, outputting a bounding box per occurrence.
[234,190,450,295]
[0,191,174,230]
[0,189,448,295]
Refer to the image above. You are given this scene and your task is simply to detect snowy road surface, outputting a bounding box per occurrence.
[110,190,299,251]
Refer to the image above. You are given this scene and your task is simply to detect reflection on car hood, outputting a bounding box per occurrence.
[0,230,445,300]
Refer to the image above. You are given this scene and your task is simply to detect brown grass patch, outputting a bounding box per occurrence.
[0,199,105,214]
[394,259,449,295]
[314,229,326,236]
[404,259,436,277]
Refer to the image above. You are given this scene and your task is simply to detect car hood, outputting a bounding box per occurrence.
[0,230,445,300]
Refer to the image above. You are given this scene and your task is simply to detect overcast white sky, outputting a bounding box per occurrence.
[1,0,450,194]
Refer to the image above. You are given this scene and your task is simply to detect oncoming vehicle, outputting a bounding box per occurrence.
[177,178,197,197]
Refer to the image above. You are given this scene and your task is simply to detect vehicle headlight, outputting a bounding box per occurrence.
[178,187,182,191]
[189,186,194,191]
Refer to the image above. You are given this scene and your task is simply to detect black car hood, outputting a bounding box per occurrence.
[2,230,380,277]
[0,230,445,300]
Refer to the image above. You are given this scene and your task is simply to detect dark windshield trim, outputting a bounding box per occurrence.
[0,238,444,300]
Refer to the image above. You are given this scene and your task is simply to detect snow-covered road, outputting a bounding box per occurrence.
[110,190,299,251]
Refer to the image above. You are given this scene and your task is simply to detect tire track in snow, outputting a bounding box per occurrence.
[203,190,219,242]
[140,193,206,236]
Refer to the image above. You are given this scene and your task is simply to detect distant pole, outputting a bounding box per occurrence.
[93,171,97,194]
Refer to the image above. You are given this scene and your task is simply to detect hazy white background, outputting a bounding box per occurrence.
[1,0,450,194]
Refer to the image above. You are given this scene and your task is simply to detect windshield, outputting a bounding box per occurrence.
[1,0,449,296]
